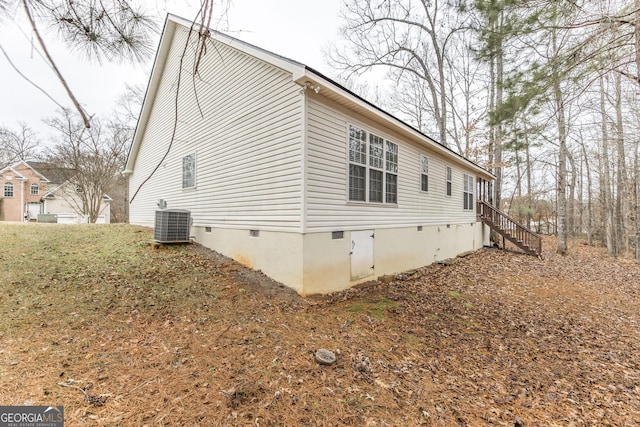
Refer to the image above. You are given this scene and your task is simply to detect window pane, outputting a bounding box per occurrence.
[369,134,384,169]
[385,141,398,173]
[369,169,383,202]
[385,173,397,203]
[30,184,39,195]
[182,154,196,188]
[421,155,428,174]
[4,183,13,197]
[349,164,366,201]
[446,181,452,196]
[421,174,428,192]
[349,126,366,165]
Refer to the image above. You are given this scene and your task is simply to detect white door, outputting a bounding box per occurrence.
[350,230,374,280]
[26,203,42,220]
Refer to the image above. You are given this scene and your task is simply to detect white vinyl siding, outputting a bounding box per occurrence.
[128,26,303,230]
[306,96,478,231]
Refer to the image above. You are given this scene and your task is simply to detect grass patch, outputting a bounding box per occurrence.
[447,290,465,298]
[343,297,398,320]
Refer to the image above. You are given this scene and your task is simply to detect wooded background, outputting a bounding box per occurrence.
[1,0,638,260]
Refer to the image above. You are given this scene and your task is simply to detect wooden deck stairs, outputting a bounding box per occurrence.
[477,200,543,258]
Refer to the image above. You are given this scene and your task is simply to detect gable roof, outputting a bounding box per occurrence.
[0,160,50,182]
[26,161,76,185]
[125,14,494,181]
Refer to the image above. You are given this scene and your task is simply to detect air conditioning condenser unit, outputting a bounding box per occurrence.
[154,209,191,243]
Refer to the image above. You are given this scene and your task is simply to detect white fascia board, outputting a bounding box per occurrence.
[172,16,308,79]
[293,70,495,181]
[124,16,178,175]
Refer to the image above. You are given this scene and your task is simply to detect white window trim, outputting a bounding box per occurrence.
[30,183,39,195]
[445,166,452,197]
[346,124,398,206]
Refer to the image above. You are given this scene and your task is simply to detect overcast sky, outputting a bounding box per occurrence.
[0,0,344,140]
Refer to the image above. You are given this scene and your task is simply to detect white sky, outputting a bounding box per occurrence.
[0,0,344,140]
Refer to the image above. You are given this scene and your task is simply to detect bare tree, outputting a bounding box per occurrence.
[1,0,156,128]
[329,0,467,149]
[45,109,128,222]
[0,122,41,165]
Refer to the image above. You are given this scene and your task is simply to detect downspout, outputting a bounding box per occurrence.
[19,178,26,221]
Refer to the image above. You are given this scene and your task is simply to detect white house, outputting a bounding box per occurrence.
[42,181,112,224]
[124,14,496,295]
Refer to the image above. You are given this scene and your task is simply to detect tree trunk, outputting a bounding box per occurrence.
[614,73,629,254]
[553,29,568,255]
[494,12,504,211]
[567,150,577,237]
[600,76,615,255]
[580,139,593,246]
[525,125,533,230]
[635,144,640,263]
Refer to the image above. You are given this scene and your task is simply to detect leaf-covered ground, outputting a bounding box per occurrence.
[0,223,639,426]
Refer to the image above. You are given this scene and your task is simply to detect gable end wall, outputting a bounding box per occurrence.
[129,26,304,231]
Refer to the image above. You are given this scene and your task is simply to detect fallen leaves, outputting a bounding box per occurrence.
[1,226,640,425]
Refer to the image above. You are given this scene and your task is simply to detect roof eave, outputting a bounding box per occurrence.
[293,68,495,181]
[124,15,178,175]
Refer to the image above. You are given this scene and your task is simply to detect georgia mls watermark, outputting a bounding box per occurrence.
[0,406,64,427]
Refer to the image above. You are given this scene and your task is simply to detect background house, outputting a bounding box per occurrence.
[0,160,111,223]
[0,161,49,221]
[125,15,495,295]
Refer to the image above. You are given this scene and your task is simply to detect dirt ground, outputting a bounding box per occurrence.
[1,224,639,426]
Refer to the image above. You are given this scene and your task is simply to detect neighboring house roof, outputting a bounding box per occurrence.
[0,160,50,182]
[125,14,494,181]
[26,161,75,185]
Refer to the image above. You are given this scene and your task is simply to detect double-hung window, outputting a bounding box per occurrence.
[420,155,429,192]
[463,174,474,210]
[445,166,452,196]
[30,183,39,195]
[385,141,398,203]
[3,182,14,197]
[182,153,196,189]
[348,125,398,204]
[369,134,384,202]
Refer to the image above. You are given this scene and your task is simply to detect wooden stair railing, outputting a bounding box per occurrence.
[477,200,543,257]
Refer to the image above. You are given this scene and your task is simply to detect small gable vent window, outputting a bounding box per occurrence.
[30,183,39,195]
[3,182,14,197]
[182,153,196,189]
